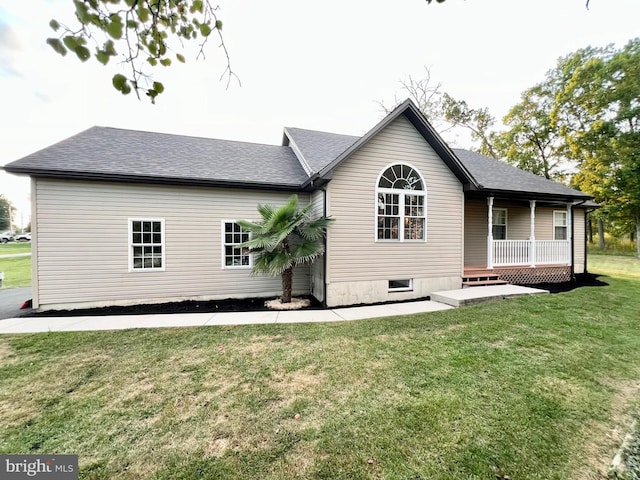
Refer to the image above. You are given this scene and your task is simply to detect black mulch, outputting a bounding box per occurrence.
[19,273,608,318]
[21,295,324,318]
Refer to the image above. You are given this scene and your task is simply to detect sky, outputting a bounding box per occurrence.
[1,0,639,229]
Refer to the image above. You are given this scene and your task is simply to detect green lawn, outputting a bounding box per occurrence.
[2,256,640,479]
[589,251,640,279]
[0,241,32,256]
[0,256,31,289]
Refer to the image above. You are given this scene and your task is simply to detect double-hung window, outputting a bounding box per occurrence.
[492,209,507,240]
[376,164,426,241]
[129,218,165,271]
[553,211,568,240]
[223,221,252,268]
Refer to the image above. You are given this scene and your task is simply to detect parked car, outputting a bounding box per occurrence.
[1,232,14,243]
[15,233,31,242]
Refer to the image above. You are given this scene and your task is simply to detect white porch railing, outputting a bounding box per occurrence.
[492,240,570,267]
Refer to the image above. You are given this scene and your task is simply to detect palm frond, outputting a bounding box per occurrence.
[242,194,333,284]
[290,238,325,265]
[253,250,294,276]
[298,216,334,240]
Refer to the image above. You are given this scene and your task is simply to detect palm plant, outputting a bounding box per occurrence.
[238,195,333,303]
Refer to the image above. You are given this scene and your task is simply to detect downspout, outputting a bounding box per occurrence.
[570,203,575,281]
[322,187,328,309]
[571,199,587,281]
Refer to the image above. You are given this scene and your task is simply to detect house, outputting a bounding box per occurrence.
[3,100,593,311]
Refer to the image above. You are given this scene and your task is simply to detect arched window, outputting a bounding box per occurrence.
[376,164,426,241]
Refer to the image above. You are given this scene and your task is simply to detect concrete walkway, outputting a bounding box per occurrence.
[0,285,549,335]
[0,300,454,334]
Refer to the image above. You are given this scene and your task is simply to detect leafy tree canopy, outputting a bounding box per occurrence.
[47,0,237,102]
[0,195,16,232]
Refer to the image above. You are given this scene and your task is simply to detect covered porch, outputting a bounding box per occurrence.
[464,195,578,285]
[486,197,572,268]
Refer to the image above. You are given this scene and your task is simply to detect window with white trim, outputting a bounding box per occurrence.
[129,219,164,271]
[223,221,252,268]
[376,164,426,241]
[492,208,507,240]
[389,279,413,292]
[553,211,568,240]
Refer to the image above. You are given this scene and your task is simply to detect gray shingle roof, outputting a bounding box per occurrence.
[284,125,589,200]
[284,127,359,174]
[5,126,309,189]
[452,149,590,200]
[4,111,591,201]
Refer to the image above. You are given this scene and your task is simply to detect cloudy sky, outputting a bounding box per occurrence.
[1,0,639,227]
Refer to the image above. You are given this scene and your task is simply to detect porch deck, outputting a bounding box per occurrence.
[464,265,572,285]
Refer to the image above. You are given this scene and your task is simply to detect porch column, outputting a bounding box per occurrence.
[487,197,494,269]
[530,200,536,267]
[566,202,573,265]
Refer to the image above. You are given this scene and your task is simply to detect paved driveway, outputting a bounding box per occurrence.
[0,287,32,320]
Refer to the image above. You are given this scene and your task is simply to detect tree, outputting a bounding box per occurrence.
[559,39,640,256]
[380,68,498,157]
[0,195,16,232]
[440,93,498,158]
[238,195,333,304]
[492,83,567,180]
[378,67,448,132]
[47,0,237,102]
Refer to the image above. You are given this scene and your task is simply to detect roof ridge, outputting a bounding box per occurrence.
[285,126,361,139]
[283,127,313,176]
[92,125,288,149]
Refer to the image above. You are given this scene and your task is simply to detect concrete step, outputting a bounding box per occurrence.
[431,284,549,307]
[462,279,509,288]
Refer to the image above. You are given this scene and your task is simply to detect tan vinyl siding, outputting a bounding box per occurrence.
[34,179,310,309]
[325,115,463,303]
[574,208,586,274]
[464,199,488,267]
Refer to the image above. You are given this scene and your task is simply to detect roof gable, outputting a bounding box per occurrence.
[300,99,477,188]
[283,127,358,175]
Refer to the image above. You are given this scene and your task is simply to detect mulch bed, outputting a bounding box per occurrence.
[20,273,607,318]
[21,295,324,317]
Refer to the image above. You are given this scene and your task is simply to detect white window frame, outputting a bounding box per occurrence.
[375,163,427,242]
[553,210,568,240]
[492,208,507,240]
[388,279,413,292]
[128,218,165,272]
[222,221,253,269]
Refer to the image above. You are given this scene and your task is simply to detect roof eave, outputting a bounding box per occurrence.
[5,167,307,192]
[470,187,593,203]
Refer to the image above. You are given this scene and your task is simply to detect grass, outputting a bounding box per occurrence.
[587,237,637,256]
[0,257,31,289]
[0,241,32,256]
[0,241,31,288]
[1,257,640,478]
[589,251,640,279]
